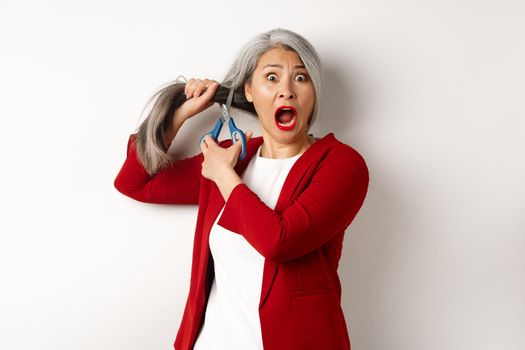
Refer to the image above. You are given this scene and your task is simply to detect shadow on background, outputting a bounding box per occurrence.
[321,61,412,347]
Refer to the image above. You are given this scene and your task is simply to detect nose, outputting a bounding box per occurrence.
[278,79,296,99]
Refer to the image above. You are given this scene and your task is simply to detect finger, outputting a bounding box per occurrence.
[199,83,219,109]
[200,80,211,94]
[205,134,218,147]
[186,79,196,95]
[230,137,243,158]
[191,80,201,99]
[230,135,243,149]
[193,84,205,99]
[184,79,190,96]
[187,79,203,99]
[202,81,219,100]
[199,138,208,153]
[232,131,252,143]
[193,80,206,98]
[185,79,196,99]
[195,79,215,99]
[206,135,217,148]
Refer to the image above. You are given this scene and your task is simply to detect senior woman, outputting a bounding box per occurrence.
[114,28,369,350]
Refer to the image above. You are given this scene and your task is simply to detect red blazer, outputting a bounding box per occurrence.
[114,132,369,350]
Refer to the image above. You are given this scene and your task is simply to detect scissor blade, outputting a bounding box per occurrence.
[225,86,234,110]
[221,87,235,119]
[220,104,229,120]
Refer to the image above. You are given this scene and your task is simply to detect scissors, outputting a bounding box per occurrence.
[199,86,247,160]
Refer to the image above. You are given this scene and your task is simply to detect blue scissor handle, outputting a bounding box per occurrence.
[228,117,247,160]
[199,117,223,144]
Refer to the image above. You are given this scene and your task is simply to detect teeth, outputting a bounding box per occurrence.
[277,107,293,113]
[277,116,296,127]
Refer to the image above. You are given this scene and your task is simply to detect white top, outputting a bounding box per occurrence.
[193,144,302,350]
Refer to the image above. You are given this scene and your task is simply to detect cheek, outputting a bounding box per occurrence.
[252,84,273,100]
[251,88,274,115]
[303,89,316,113]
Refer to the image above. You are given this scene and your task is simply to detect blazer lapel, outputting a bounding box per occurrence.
[258,133,337,309]
[202,136,265,238]
[200,136,265,273]
[200,133,338,311]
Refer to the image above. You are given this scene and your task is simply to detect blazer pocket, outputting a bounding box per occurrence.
[290,289,345,350]
[291,288,333,298]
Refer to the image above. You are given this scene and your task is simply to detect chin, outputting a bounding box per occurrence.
[269,126,307,142]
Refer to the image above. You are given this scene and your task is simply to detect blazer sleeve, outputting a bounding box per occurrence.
[217,145,369,262]
[113,134,203,204]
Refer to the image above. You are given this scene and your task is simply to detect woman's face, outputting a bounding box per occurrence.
[244,47,315,144]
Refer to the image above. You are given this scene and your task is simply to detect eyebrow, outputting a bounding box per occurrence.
[262,64,306,69]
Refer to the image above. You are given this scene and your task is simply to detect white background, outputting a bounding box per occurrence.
[1,1,524,349]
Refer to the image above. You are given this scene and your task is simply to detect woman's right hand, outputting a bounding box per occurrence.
[164,78,220,150]
[178,78,220,121]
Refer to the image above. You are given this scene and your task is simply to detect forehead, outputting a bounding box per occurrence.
[256,47,305,69]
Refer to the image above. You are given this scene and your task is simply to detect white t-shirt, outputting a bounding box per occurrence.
[193,144,302,350]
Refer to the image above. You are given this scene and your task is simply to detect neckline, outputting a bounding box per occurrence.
[233,132,336,174]
[256,144,304,161]
[255,133,325,161]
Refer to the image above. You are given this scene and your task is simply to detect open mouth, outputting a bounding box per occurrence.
[274,106,297,131]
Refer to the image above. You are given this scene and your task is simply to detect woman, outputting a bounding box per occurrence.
[114,28,369,350]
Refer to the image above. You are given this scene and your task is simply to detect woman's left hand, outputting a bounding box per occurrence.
[200,131,253,182]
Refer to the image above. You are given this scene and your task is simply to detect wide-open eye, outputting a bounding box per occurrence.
[266,73,277,81]
[295,73,307,81]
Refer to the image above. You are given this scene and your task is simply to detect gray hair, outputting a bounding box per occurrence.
[134,28,322,175]
[221,28,322,128]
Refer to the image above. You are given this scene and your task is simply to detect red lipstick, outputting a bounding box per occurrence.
[274,105,297,131]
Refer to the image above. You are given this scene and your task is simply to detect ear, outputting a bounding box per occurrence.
[244,81,253,103]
